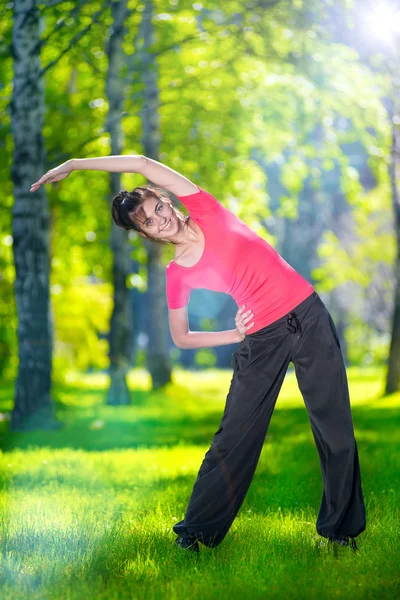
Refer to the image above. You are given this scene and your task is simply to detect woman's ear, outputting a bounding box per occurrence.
[137,232,146,238]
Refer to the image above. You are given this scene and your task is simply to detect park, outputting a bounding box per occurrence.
[1,0,399,598]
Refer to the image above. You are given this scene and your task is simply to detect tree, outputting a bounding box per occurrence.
[10,0,61,430]
[385,76,400,394]
[105,0,133,404]
[126,0,173,388]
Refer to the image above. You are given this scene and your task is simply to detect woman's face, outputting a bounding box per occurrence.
[130,196,181,240]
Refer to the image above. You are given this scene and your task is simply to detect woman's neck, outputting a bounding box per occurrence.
[173,217,202,256]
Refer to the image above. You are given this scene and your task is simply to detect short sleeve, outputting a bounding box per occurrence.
[165,265,193,309]
[175,186,222,216]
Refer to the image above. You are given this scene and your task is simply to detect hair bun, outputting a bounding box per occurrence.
[118,190,128,206]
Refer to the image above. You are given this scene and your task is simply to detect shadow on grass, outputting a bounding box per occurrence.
[1,377,399,455]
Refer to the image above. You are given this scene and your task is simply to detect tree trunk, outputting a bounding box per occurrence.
[385,99,400,395]
[10,0,61,431]
[105,0,132,405]
[128,0,172,389]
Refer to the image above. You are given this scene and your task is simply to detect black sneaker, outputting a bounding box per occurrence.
[328,535,358,552]
[174,534,200,553]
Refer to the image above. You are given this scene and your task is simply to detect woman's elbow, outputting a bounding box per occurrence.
[173,336,188,349]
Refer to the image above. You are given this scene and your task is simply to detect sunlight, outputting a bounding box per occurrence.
[361,2,400,43]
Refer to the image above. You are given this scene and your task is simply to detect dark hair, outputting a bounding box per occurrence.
[111,184,189,246]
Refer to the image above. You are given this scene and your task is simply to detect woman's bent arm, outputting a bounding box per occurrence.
[72,154,146,173]
[177,329,241,349]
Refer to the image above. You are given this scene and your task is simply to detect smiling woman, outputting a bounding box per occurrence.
[111,185,190,246]
[30,153,366,555]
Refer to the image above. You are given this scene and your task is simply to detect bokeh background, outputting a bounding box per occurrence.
[0,1,400,598]
[1,1,400,415]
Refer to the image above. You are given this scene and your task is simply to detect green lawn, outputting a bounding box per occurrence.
[0,366,399,600]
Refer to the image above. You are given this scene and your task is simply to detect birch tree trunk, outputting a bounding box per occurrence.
[10,0,61,431]
[385,90,400,395]
[128,0,172,388]
[105,0,132,405]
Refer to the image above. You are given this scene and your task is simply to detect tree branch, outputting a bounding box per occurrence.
[150,0,283,61]
[39,1,109,79]
[45,40,267,165]
[32,0,87,55]
[2,0,109,117]
[40,0,81,9]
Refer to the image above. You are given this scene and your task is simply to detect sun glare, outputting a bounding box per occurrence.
[362,2,400,43]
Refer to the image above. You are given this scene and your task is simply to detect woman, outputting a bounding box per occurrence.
[31,154,366,554]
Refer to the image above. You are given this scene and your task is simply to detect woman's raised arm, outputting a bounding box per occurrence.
[30,155,199,196]
[139,156,199,197]
[30,155,145,192]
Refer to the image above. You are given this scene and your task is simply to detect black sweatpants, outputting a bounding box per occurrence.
[173,291,366,547]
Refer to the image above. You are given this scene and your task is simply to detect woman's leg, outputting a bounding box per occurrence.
[291,304,366,540]
[173,332,292,547]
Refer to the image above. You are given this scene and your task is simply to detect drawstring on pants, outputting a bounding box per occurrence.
[286,311,302,338]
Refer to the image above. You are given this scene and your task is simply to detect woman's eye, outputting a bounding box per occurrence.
[146,205,163,226]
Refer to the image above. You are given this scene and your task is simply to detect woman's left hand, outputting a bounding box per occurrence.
[235,305,255,341]
[30,159,74,192]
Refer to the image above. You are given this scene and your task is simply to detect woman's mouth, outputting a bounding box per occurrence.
[162,219,172,231]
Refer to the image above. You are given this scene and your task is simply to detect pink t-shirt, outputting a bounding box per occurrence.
[165,186,315,334]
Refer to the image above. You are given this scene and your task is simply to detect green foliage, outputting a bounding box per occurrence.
[0,234,16,380]
[312,180,395,366]
[0,0,396,378]
[135,348,147,367]
[51,270,113,383]
[345,318,391,366]
[194,348,217,368]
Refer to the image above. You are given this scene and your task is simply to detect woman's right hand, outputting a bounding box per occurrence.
[235,305,255,341]
[30,159,74,192]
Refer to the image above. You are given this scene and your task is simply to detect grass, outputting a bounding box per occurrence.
[0,365,399,600]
